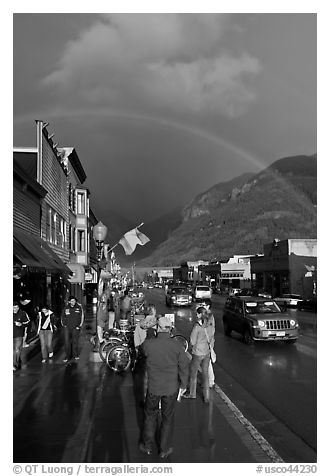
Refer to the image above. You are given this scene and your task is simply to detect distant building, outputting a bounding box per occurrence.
[250,239,317,298]
[220,255,254,290]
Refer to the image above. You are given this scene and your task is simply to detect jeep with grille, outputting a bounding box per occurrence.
[222,296,299,345]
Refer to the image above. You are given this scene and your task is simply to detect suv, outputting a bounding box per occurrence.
[222,296,299,345]
[193,285,212,302]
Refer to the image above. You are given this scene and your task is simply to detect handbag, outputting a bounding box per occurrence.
[203,327,216,363]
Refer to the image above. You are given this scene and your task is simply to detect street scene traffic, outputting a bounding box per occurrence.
[12,11,317,471]
[13,285,316,464]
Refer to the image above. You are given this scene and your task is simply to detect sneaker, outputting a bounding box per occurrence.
[41,359,47,364]
[74,356,79,360]
[49,352,54,358]
[13,366,17,372]
[139,443,152,455]
[182,394,196,399]
[159,447,173,459]
[63,358,68,363]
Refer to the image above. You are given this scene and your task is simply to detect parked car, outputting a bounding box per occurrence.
[297,297,317,313]
[165,286,193,307]
[193,285,212,302]
[222,296,299,345]
[274,294,303,308]
[228,288,241,297]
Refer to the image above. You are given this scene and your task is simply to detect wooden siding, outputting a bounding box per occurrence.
[40,134,70,262]
[13,183,40,236]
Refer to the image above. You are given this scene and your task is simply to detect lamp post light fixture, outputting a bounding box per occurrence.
[92,221,108,354]
[92,221,108,261]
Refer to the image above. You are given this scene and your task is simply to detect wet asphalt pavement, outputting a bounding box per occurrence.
[13,291,317,463]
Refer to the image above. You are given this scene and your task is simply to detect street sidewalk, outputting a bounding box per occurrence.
[13,310,280,464]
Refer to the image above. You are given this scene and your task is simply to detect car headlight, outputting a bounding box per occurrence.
[290,319,297,327]
[258,320,265,328]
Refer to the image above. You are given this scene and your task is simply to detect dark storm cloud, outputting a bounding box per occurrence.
[13,13,316,222]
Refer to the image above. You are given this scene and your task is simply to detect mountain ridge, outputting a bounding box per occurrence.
[137,153,317,266]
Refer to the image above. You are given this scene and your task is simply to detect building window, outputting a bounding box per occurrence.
[77,230,85,252]
[52,212,57,244]
[68,224,72,251]
[46,207,52,242]
[57,217,66,248]
[77,191,85,215]
[68,183,73,209]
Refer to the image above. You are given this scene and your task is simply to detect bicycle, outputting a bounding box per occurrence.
[105,327,137,372]
[105,318,189,373]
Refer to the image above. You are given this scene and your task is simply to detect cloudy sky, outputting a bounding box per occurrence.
[13,12,316,224]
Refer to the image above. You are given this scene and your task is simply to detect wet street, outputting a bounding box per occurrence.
[13,289,317,463]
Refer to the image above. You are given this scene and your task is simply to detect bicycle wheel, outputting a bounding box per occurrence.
[171,334,189,352]
[106,344,131,372]
[99,337,122,362]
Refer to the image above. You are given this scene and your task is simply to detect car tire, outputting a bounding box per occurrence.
[223,320,232,336]
[285,339,297,344]
[243,328,253,345]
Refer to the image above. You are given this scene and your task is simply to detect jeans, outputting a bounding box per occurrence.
[143,391,177,452]
[13,337,23,367]
[39,330,53,359]
[189,353,210,400]
[63,327,80,359]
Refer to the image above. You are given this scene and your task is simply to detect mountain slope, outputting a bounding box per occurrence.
[138,154,317,266]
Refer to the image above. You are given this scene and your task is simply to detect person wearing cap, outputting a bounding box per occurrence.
[184,306,215,403]
[139,315,189,459]
[13,301,30,371]
[61,296,84,363]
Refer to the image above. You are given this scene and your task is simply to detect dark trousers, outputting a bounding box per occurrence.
[63,327,80,359]
[143,391,177,452]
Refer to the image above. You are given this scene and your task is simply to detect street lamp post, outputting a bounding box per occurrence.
[92,221,108,352]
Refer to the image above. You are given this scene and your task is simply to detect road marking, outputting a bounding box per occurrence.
[213,383,284,463]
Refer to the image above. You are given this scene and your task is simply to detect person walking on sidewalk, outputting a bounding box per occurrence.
[184,306,215,403]
[199,301,216,388]
[96,293,110,348]
[139,315,189,459]
[61,296,84,363]
[13,301,30,371]
[120,289,132,321]
[37,304,57,363]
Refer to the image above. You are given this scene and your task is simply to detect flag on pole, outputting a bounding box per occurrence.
[119,227,150,255]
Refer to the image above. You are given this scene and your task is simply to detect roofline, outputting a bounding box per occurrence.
[13,147,38,153]
[13,160,47,197]
[64,147,87,184]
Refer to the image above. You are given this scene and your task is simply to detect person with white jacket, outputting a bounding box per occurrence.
[37,304,57,363]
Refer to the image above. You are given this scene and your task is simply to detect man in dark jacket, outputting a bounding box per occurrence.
[140,315,189,458]
[61,296,84,363]
[120,289,132,321]
[13,301,30,371]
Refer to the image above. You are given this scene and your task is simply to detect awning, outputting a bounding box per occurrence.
[14,227,71,274]
[67,263,85,283]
